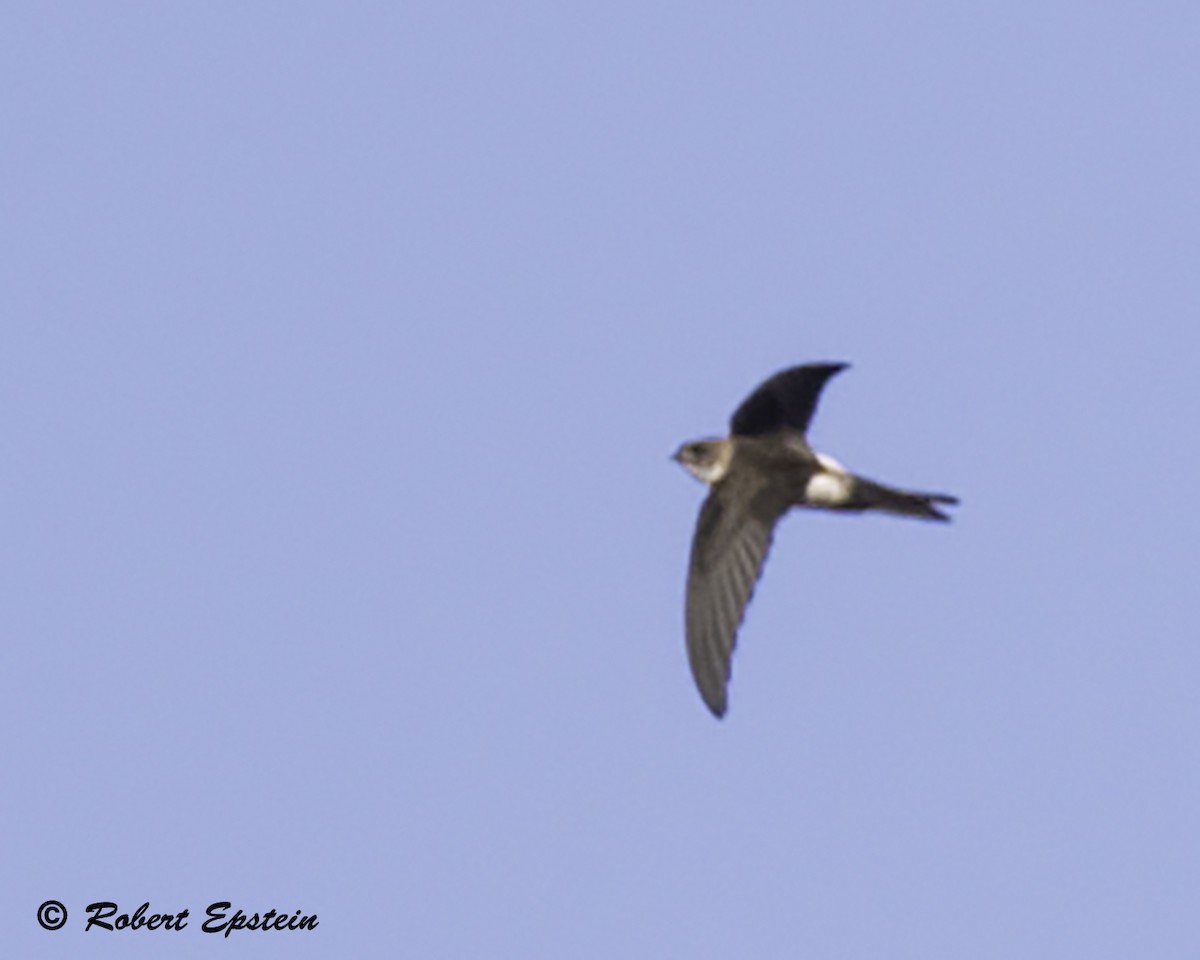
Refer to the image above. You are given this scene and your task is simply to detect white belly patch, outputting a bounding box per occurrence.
[806,454,852,506]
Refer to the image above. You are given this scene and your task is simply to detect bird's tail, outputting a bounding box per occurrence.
[852,478,959,522]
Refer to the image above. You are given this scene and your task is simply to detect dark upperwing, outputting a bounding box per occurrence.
[729,362,848,438]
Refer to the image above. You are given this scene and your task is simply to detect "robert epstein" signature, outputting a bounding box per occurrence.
[83,901,318,937]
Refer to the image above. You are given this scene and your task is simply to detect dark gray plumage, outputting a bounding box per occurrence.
[674,363,958,718]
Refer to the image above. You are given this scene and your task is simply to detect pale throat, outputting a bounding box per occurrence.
[685,442,733,485]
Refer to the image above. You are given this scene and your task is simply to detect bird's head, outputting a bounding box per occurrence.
[672,438,732,485]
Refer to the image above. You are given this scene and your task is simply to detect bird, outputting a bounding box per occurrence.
[672,362,958,718]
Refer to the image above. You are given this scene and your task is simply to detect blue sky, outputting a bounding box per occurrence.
[4,3,1199,957]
